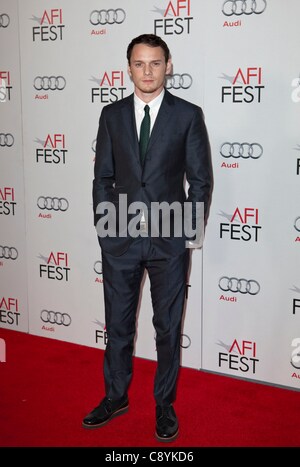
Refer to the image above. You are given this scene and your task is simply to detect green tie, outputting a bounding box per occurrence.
[139,105,150,165]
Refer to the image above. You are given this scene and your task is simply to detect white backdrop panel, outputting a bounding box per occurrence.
[0,0,28,333]
[1,0,299,389]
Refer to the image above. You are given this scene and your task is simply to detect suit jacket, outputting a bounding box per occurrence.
[93,89,212,257]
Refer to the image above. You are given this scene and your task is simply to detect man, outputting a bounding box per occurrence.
[82,34,212,442]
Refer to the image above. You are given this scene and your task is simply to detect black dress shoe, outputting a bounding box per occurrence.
[82,396,128,429]
[155,405,179,442]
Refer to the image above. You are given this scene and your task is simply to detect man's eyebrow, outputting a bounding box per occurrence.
[132,59,163,63]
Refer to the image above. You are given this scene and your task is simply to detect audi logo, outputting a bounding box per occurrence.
[40,310,72,326]
[37,196,69,212]
[94,260,102,275]
[180,334,191,349]
[222,0,267,16]
[291,359,300,370]
[33,76,66,91]
[294,217,300,232]
[291,350,300,369]
[0,14,10,28]
[219,276,260,295]
[220,142,263,159]
[165,73,193,90]
[90,9,126,25]
[0,133,14,147]
[0,246,18,260]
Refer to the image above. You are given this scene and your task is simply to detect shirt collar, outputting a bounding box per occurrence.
[134,88,165,111]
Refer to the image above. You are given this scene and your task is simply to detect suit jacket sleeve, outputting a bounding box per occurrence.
[185,107,213,235]
[92,106,115,227]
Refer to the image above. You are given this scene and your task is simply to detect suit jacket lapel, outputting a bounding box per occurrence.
[120,90,174,168]
[121,94,140,165]
[147,90,174,153]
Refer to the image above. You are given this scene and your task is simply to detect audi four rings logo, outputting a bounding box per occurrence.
[33,76,66,91]
[37,196,69,211]
[180,334,191,349]
[0,133,14,147]
[0,246,18,260]
[0,14,10,28]
[94,261,102,275]
[220,142,263,159]
[165,74,193,90]
[90,9,126,25]
[222,0,267,16]
[40,310,72,326]
[294,217,300,232]
[219,276,260,295]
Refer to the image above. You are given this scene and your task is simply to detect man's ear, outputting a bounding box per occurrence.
[166,59,173,75]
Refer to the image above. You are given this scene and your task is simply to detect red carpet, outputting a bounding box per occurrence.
[0,328,299,448]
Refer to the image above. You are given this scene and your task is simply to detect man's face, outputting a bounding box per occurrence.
[128,43,172,101]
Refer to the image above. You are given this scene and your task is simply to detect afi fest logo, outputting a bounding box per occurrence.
[219,207,261,242]
[94,319,108,346]
[294,144,300,175]
[218,339,259,374]
[221,67,264,103]
[31,9,64,41]
[39,251,70,281]
[291,285,300,316]
[90,71,126,103]
[0,71,12,102]
[0,338,5,363]
[0,187,16,216]
[35,134,68,165]
[0,297,20,326]
[153,0,193,35]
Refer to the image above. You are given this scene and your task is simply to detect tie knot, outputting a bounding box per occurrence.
[144,104,150,115]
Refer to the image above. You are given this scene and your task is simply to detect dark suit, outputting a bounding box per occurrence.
[93,89,212,405]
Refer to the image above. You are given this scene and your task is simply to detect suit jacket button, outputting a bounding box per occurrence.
[141,182,146,187]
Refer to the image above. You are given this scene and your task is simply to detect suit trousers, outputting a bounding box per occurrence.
[101,236,190,406]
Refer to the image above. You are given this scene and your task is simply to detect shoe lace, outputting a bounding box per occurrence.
[103,397,113,414]
[158,407,173,427]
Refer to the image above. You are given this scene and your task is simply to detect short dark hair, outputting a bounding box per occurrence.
[127,34,170,64]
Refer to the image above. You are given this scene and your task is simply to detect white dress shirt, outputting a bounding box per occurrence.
[134,89,165,140]
[133,89,165,228]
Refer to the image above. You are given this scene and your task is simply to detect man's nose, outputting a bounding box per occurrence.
[144,64,152,75]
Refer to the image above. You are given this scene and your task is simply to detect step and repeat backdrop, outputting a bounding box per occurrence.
[1,0,299,390]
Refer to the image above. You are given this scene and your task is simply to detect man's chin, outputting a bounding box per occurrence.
[139,85,163,95]
[140,86,155,93]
